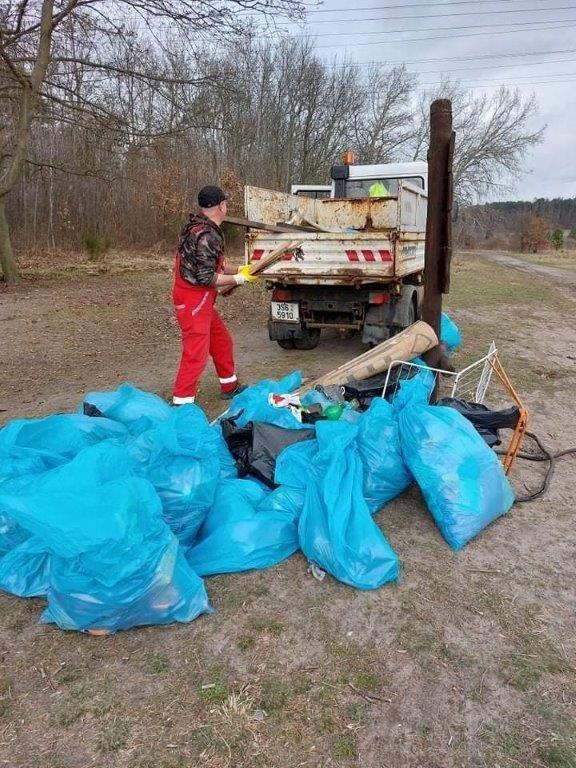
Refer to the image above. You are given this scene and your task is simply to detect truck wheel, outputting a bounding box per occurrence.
[277,338,296,350]
[293,327,321,350]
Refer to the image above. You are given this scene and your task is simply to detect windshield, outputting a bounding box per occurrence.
[344,176,424,198]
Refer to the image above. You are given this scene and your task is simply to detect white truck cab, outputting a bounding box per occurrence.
[331,160,428,198]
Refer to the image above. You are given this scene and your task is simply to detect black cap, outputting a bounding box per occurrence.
[198,185,227,208]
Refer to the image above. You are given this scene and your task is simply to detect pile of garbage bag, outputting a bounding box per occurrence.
[0,314,515,634]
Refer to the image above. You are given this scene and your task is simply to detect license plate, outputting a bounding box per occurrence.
[271,301,300,323]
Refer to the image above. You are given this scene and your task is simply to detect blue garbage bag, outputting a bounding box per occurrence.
[297,421,400,590]
[398,402,515,550]
[392,368,433,412]
[356,398,412,512]
[187,473,302,575]
[81,383,171,435]
[440,312,462,355]
[223,371,306,429]
[129,406,220,544]
[0,442,211,632]
[0,537,50,597]
[212,424,238,480]
[0,513,29,557]
[0,413,128,482]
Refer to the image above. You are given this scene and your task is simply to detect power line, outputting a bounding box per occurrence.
[287,4,576,29]
[304,0,562,13]
[300,16,576,43]
[316,20,576,47]
[417,71,576,87]
[325,46,576,68]
[415,54,576,75]
[419,76,576,88]
[421,69,576,83]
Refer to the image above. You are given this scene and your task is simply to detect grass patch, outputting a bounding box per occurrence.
[258,677,290,712]
[537,744,576,768]
[353,671,380,693]
[346,701,369,724]
[52,700,85,727]
[332,735,358,759]
[501,644,570,692]
[199,680,228,705]
[97,716,130,753]
[238,634,256,651]
[501,651,544,691]
[248,618,284,636]
[451,257,567,311]
[147,653,170,674]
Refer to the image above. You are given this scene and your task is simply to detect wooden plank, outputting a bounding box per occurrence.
[224,216,314,233]
[250,240,303,275]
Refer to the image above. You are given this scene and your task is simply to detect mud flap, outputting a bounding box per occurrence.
[268,319,306,340]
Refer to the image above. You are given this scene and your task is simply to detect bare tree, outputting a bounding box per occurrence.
[410,82,544,203]
[352,65,416,164]
[0,0,304,282]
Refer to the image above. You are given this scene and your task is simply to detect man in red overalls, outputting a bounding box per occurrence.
[172,185,256,404]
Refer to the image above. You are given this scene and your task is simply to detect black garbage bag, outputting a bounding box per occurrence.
[343,366,419,406]
[221,417,315,488]
[437,398,520,447]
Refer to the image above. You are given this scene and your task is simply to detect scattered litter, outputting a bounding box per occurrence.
[308,563,326,582]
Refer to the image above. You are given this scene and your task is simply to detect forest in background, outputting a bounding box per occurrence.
[458,197,576,252]
[1,0,544,271]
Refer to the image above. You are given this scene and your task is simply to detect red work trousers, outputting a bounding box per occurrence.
[173,286,237,401]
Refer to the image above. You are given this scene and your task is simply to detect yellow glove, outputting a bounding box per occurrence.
[236,264,259,284]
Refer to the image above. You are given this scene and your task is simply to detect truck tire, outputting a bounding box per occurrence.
[277,338,296,350]
[390,298,416,338]
[293,327,321,350]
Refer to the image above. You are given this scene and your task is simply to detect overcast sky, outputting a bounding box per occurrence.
[276,0,576,201]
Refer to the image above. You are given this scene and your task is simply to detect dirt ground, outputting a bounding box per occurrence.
[1,249,575,768]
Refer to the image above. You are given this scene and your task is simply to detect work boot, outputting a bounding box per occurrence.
[220,383,247,400]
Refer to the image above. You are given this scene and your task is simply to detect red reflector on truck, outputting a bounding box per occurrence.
[369,292,389,305]
[251,249,264,261]
[272,290,292,301]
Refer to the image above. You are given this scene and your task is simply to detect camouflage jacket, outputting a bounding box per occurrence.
[177,213,225,287]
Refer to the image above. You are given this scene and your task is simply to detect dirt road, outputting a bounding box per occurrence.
[1,251,575,768]
[464,249,576,295]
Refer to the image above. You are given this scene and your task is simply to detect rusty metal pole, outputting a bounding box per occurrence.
[423,98,455,399]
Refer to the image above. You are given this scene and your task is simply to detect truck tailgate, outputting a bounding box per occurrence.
[247,233,396,285]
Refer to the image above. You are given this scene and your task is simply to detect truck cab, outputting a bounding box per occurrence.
[330,161,427,198]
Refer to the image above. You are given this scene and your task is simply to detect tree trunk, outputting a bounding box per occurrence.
[0,196,19,283]
[0,0,56,282]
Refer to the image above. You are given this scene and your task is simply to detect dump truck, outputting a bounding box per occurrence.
[244,160,428,349]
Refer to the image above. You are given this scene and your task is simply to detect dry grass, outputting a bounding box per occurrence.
[1,251,575,767]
